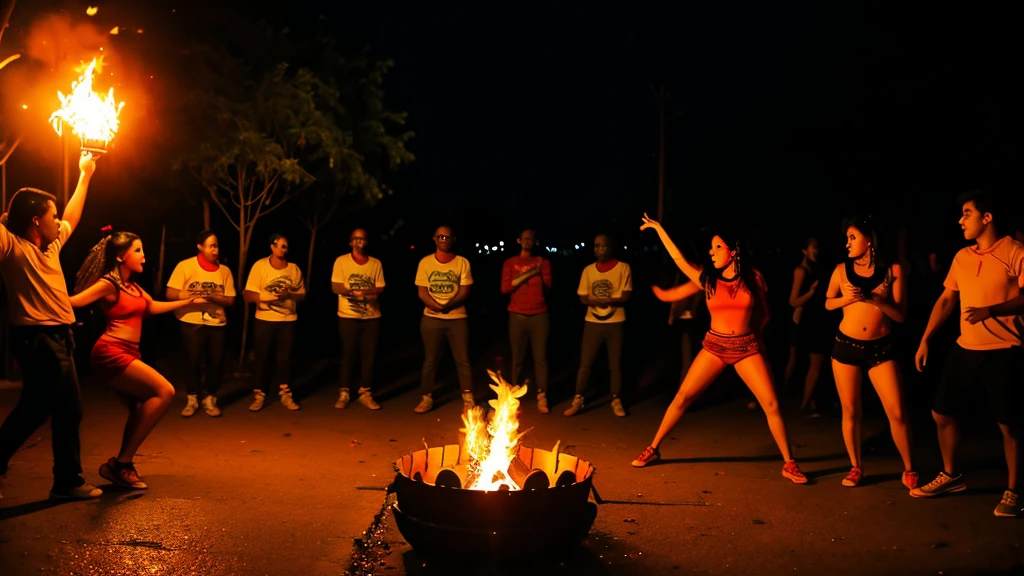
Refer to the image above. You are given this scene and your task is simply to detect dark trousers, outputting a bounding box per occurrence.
[509,312,549,393]
[252,319,295,393]
[0,326,84,490]
[180,324,226,396]
[339,317,381,392]
[420,317,473,396]
[574,322,624,397]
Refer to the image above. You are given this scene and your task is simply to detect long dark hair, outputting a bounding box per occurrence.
[841,214,886,270]
[698,229,761,299]
[74,229,141,293]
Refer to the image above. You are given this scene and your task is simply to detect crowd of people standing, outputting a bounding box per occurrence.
[0,156,1020,520]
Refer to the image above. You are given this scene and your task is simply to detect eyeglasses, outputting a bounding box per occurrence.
[435,234,454,241]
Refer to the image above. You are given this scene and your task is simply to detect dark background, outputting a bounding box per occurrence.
[0,1,1018,411]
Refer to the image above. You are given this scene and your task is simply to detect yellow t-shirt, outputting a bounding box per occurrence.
[944,236,1024,350]
[414,254,473,320]
[245,257,304,322]
[577,261,632,323]
[167,257,236,326]
[332,253,385,319]
[0,220,76,326]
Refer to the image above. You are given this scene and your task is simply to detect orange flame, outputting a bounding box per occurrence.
[459,370,529,491]
[49,57,125,149]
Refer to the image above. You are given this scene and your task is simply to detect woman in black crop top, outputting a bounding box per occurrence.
[824,215,916,491]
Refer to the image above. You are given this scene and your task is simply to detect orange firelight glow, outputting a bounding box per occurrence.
[459,370,530,491]
[49,57,125,151]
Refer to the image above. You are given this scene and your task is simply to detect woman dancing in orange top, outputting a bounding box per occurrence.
[70,229,207,489]
[631,214,807,484]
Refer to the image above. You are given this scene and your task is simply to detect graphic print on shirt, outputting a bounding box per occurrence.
[187,280,226,321]
[591,279,615,321]
[345,273,376,317]
[429,270,459,295]
[262,274,302,316]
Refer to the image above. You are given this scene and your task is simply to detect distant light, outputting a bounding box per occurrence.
[624,245,628,250]
[86,6,98,16]
[475,243,479,247]
[410,245,414,250]
[21,104,27,109]
[574,244,580,250]
[501,247,505,251]
[484,245,489,250]
[580,242,585,247]
[110,27,119,34]
[499,241,504,246]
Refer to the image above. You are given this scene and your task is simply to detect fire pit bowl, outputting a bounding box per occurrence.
[389,443,597,562]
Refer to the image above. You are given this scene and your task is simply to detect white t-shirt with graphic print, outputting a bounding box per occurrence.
[167,257,236,326]
[577,261,632,323]
[245,257,304,322]
[414,254,473,320]
[332,253,385,319]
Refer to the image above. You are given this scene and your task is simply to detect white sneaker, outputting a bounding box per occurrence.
[414,394,433,414]
[357,390,381,410]
[181,394,199,417]
[279,388,300,411]
[335,389,351,409]
[248,390,266,412]
[202,395,221,417]
[563,395,584,417]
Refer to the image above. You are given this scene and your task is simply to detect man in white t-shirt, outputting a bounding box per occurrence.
[413,226,474,414]
[166,231,236,418]
[565,234,632,418]
[332,228,385,411]
[0,152,103,500]
[244,234,305,412]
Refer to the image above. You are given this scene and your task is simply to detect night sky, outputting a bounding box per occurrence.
[2,1,1022,261]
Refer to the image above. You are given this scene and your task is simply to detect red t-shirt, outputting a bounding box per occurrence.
[501,255,552,315]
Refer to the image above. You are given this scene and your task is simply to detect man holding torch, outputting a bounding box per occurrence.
[0,152,100,500]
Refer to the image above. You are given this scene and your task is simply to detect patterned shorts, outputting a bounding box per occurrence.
[702,332,760,365]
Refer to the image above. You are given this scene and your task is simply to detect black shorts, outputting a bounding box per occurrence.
[934,344,1022,426]
[831,331,896,369]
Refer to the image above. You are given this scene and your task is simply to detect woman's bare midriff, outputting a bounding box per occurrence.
[709,320,754,336]
[838,301,891,340]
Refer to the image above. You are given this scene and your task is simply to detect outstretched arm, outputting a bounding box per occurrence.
[142,289,207,316]
[639,213,702,284]
[652,282,702,303]
[61,153,97,236]
[69,279,116,308]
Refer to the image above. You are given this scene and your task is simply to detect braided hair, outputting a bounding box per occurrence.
[74,229,141,294]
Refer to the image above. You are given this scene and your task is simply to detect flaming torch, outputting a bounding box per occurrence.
[49,57,125,154]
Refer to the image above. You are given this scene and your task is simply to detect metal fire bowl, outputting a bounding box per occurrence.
[390,444,598,561]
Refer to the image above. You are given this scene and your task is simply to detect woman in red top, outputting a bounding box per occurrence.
[631,214,807,484]
[70,229,206,490]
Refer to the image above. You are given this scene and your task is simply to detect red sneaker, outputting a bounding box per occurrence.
[841,467,863,487]
[631,446,661,468]
[99,457,148,490]
[902,470,919,491]
[782,460,808,484]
